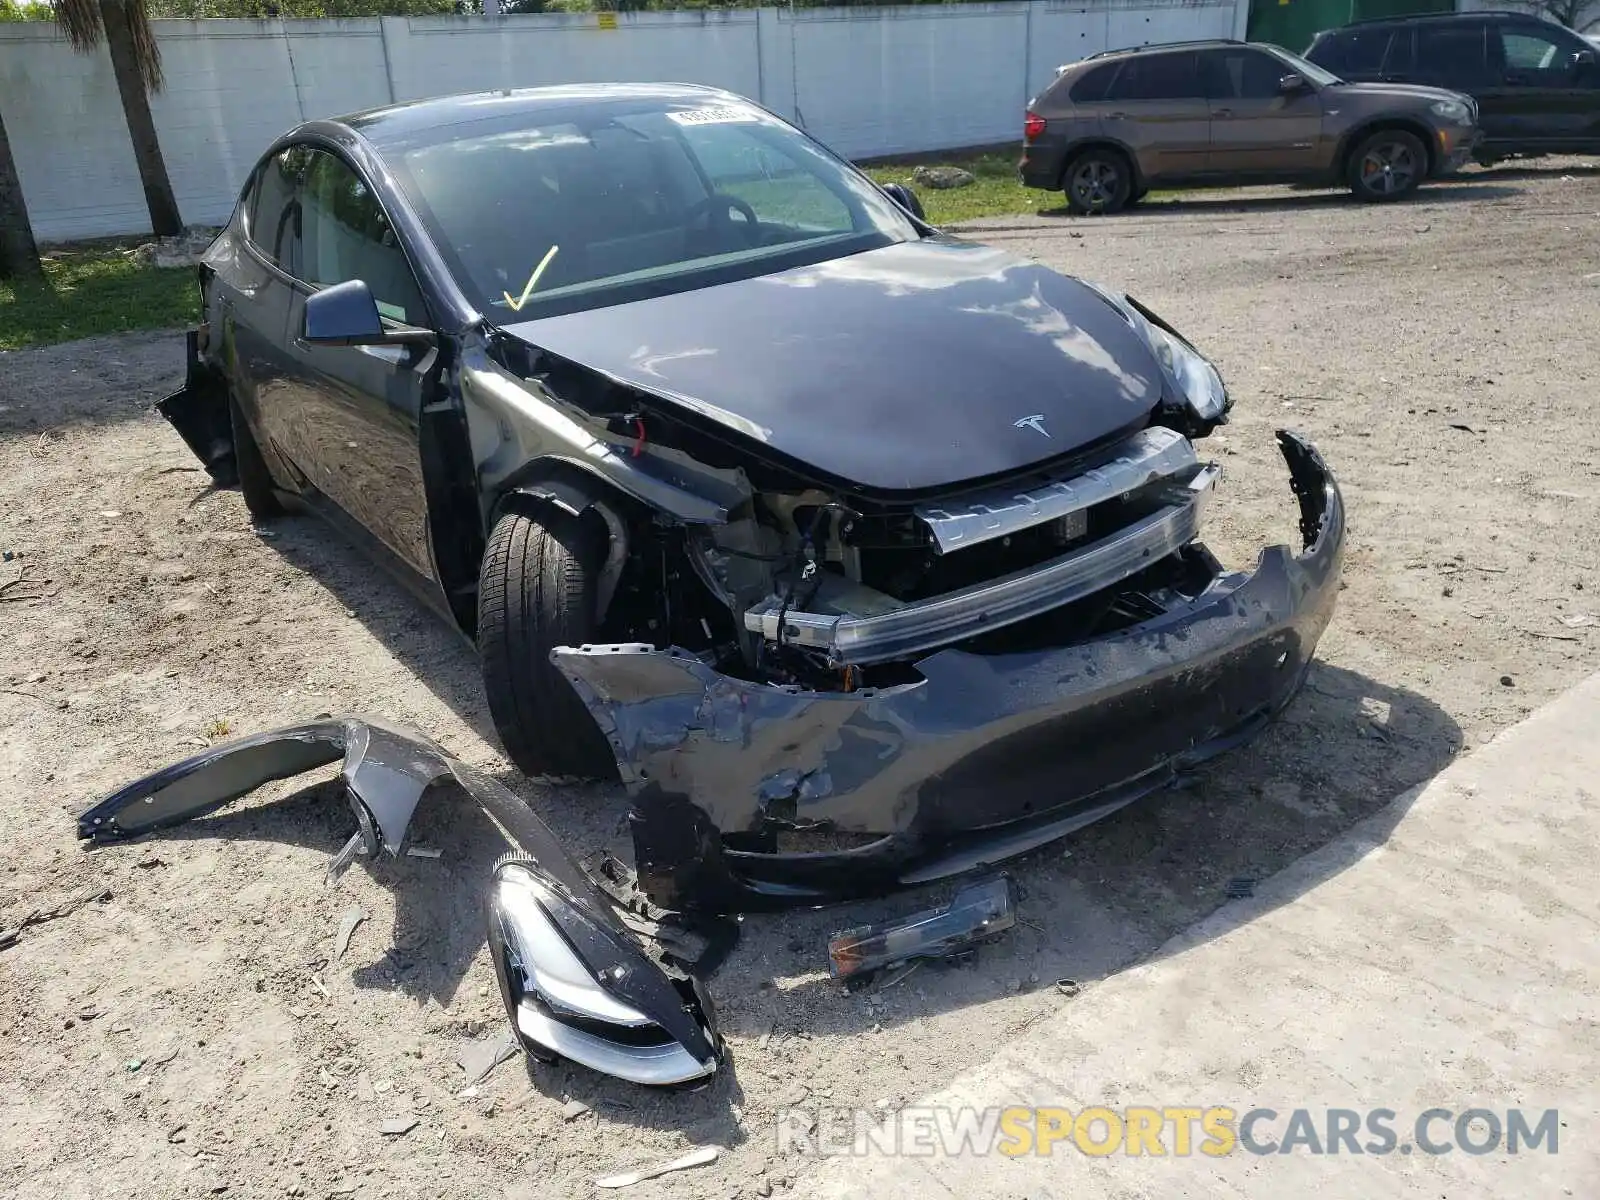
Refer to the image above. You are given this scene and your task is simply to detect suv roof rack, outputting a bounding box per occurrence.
[1082,37,1245,61]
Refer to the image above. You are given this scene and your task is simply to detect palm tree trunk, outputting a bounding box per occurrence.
[0,104,42,281]
[101,0,182,237]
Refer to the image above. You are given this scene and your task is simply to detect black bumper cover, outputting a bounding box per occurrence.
[552,430,1346,914]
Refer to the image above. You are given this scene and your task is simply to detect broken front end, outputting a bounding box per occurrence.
[552,429,1346,913]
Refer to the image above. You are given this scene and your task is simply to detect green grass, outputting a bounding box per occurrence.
[863,146,1055,225]
[0,243,200,352]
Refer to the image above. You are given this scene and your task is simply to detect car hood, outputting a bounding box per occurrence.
[500,238,1164,494]
[1337,81,1473,108]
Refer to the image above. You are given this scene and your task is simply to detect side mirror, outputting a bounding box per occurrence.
[1279,73,1309,93]
[303,279,430,347]
[1574,47,1597,66]
[881,182,927,222]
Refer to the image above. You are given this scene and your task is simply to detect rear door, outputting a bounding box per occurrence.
[1483,21,1600,152]
[1100,50,1209,181]
[279,148,441,579]
[1200,47,1326,177]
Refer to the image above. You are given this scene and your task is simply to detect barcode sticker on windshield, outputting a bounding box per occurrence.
[668,106,758,126]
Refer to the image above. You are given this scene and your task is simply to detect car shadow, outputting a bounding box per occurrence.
[1029,179,1522,221]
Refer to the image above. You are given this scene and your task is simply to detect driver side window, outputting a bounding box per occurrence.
[678,122,852,233]
[298,151,427,326]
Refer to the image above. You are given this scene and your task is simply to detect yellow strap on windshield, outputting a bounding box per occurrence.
[502,244,560,313]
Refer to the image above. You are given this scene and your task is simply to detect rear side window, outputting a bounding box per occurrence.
[1106,52,1202,102]
[1417,23,1490,81]
[1069,62,1121,103]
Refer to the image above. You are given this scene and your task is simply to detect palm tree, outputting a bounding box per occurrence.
[59,0,183,235]
[0,0,180,280]
[0,105,39,280]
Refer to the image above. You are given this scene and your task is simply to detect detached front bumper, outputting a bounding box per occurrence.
[552,430,1346,914]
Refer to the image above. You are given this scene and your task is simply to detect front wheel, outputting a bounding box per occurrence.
[478,508,620,780]
[1064,150,1133,215]
[1347,130,1426,202]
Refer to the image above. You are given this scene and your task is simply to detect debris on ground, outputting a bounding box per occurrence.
[333,905,366,961]
[828,876,1015,980]
[0,886,111,951]
[1055,979,1082,998]
[911,165,976,189]
[455,1030,520,1087]
[1225,877,1258,899]
[561,1099,592,1122]
[593,1145,720,1189]
[379,1116,419,1137]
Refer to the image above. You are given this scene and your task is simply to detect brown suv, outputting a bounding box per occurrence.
[1021,39,1480,213]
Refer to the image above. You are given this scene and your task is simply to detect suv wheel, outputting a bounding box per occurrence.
[1064,150,1132,215]
[1347,130,1425,202]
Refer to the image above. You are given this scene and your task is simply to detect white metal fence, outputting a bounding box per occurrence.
[0,0,1244,242]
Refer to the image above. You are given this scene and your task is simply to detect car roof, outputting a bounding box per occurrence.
[333,83,742,147]
[1080,37,1247,63]
[1331,9,1550,29]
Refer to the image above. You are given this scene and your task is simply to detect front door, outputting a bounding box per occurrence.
[280,148,440,580]
[1200,47,1326,177]
[1483,22,1600,153]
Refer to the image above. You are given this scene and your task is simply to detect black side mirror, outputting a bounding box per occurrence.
[1574,47,1597,67]
[303,279,430,347]
[881,182,927,222]
[1279,73,1308,93]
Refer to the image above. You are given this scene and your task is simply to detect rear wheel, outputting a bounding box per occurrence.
[228,393,283,521]
[478,507,619,780]
[1347,130,1426,202]
[1064,149,1133,215]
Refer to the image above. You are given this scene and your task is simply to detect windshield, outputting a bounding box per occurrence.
[1266,45,1345,87]
[384,96,921,322]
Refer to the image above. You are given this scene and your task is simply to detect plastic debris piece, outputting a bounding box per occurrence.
[380,1117,419,1137]
[455,1029,519,1086]
[827,876,1015,980]
[1225,877,1257,899]
[561,1099,592,1121]
[594,1145,720,1189]
[333,905,366,961]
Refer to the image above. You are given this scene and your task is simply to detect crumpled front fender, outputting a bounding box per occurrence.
[77,717,721,1085]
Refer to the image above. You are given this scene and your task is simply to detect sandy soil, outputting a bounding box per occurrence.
[2,163,1598,1200]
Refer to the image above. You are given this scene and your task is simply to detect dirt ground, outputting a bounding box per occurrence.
[2,163,1598,1200]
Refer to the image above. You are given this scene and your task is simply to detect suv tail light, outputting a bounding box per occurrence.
[1024,111,1046,140]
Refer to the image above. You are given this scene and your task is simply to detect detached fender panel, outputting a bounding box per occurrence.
[77,716,721,1086]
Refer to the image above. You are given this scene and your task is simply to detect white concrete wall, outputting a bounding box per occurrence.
[0,0,1241,242]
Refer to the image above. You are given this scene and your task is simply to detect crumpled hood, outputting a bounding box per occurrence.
[500,237,1164,495]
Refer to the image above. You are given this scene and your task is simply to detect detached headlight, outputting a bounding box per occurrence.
[1081,280,1229,423]
[1137,315,1229,421]
[1431,98,1471,123]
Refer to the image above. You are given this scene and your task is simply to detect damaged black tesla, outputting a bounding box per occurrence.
[161,83,1345,913]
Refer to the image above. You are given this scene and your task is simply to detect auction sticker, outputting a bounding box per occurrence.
[668,106,758,126]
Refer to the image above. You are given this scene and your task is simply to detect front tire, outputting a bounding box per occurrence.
[1064,149,1133,215]
[478,508,619,780]
[1347,130,1426,202]
[228,393,283,521]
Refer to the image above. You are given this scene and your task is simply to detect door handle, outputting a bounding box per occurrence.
[1108,111,1128,119]
[1213,107,1234,118]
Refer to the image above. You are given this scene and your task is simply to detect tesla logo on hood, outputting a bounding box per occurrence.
[1013,415,1051,438]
